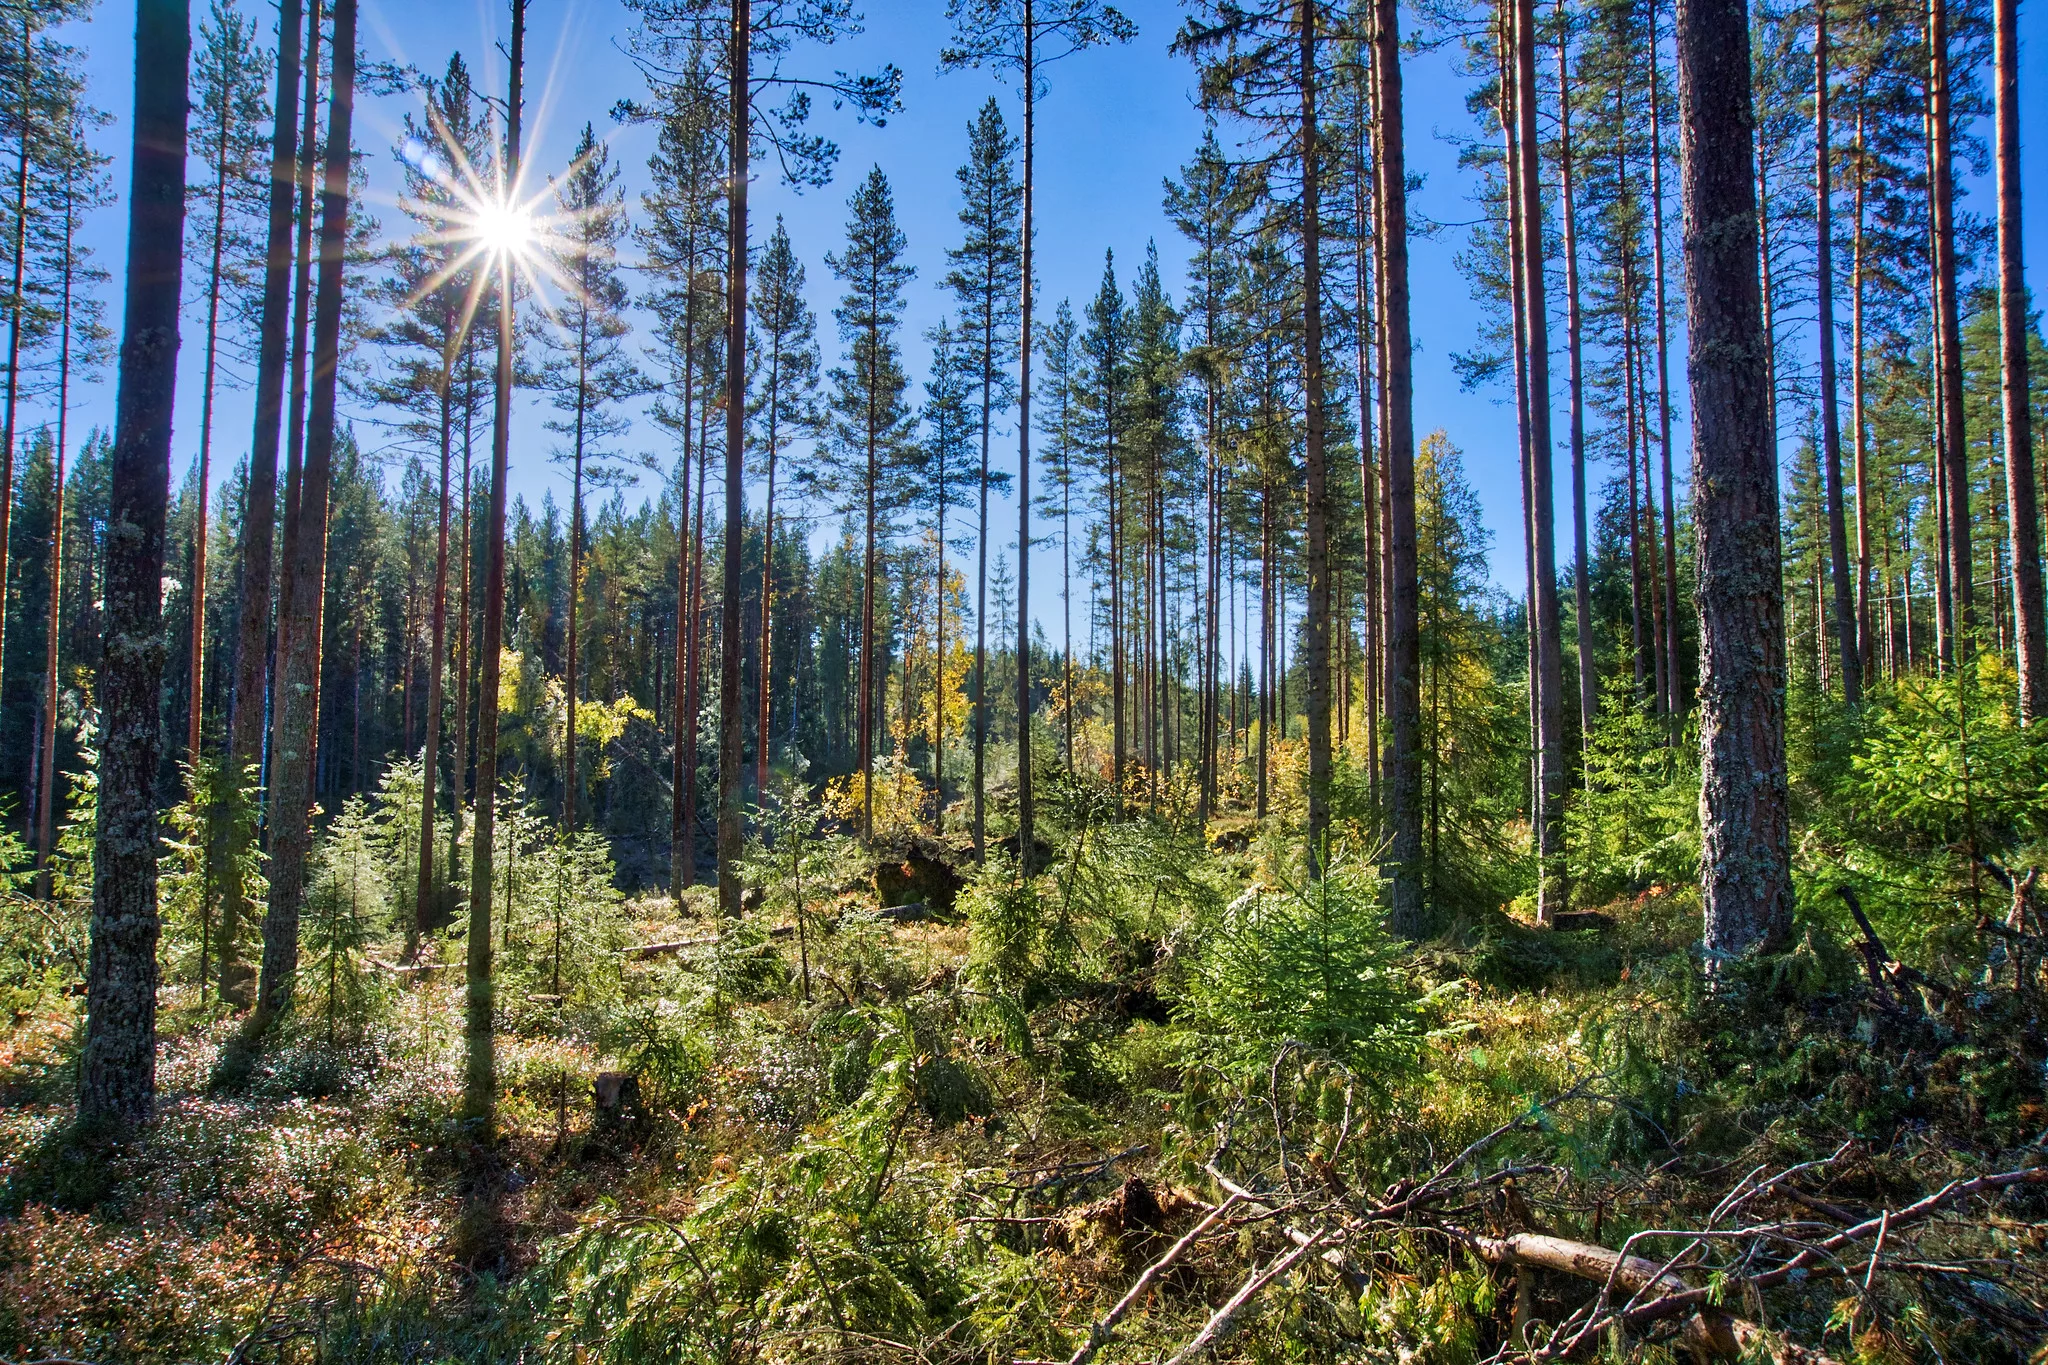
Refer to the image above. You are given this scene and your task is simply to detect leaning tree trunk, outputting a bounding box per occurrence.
[1813,0,1860,704]
[80,0,190,1133]
[1374,0,1424,938]
[220,0,304,1007]
[1992,0,2044,719]
[1676,0,1793,959]
[255,0,357,1032]
[718,0,749,920]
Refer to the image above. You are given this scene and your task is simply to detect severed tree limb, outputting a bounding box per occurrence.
[1063,1194,1245,1365]
[1159,1228,1329,1365]
[1513,1165,2048,1355]
[1205,1164,1368,1293]
[367,957,458,974]
[1464,1230,1845,1364]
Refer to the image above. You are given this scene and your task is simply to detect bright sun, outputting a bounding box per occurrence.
[473,198,534,260]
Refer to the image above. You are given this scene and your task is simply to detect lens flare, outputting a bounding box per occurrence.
[472,198,535,261]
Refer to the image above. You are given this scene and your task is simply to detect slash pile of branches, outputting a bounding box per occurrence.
[994,1089,2047,1365]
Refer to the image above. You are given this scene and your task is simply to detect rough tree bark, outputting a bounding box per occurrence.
[1676,0,1793,958]
[1992,0,2043,719]
[1648,21,1682,720]
[1513,0,1566,920]
[35,179,81,903]
[1300,0,1333,872]
[1374,0,1424,938]
[79,0,189,1132]
[219,0,303,1007]
[0,12,35,705]
[414,323,454,937]
[1015,0,1037,876]
[1559,16,1596,742]
[1928,0,1970,659]
[718,0,748,919]
[255,0,356,1032]
[1813,0,1860,703]
[465,0,523,1131]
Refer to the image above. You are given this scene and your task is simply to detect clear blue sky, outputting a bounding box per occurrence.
[47,0,2048,616]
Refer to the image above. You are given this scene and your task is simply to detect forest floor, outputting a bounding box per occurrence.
[1,817,2045,1364]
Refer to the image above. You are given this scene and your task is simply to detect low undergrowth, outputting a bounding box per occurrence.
[2,699,2046,1364]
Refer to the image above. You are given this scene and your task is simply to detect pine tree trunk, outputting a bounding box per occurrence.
[189,86,235,762]
[256,0,355,1031]
[1992,0,2044,718]
[1375,0,1423,936]
[1676,0,1792,959]
[1016,0,1037,873]
[973,337,991,856]
[1257,477,1271,818]
[1850,108,1874,683]
[36,183,78,902]
[414,343,453,939]
[1928,0,1970,657]
[718,0,749,919]
[270,0,324,807]
[684,393,709,868]
[1558,22,1596,742]
[1512,0,1565,920]
[1299,0,1333,871]
[0,12,35,718]
[758,345,781,796]
[1649,33,1683,720]
[566,336,587,836]
[1351,97,1382,812]
[79,0,189,1132]
[759,453,777,793]
[859,298,877,840]
[449,381,474,896]
[1109,389,1125,796]
[1813,2,1860,704]
[465,0,522,1132]
[670,279,698,894]
[220,0,303,1005]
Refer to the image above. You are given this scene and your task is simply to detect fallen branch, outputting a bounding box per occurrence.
[367,957,457,974]
[1837,887,1958,1008]
[1205,1165,1369,1294]
[1160,1228,1328,1365]
[1063,1193,1244,1365]
[1574,1166,2048,1345]
[1464,1230,1845,1364]
[621,927,795,957]
[1024,1145,1149,1198]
